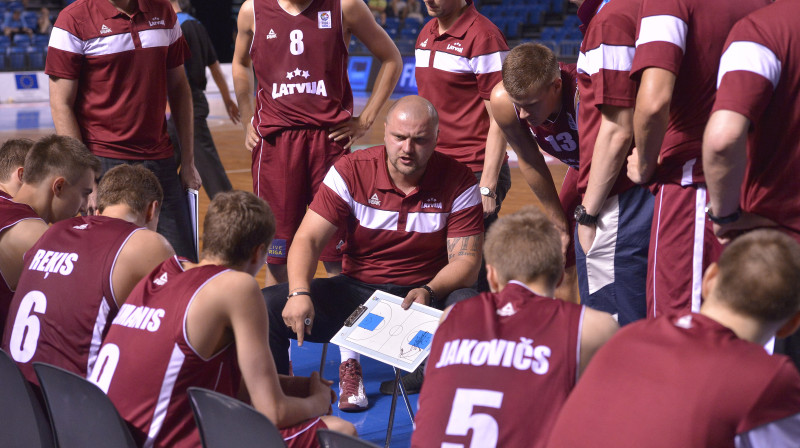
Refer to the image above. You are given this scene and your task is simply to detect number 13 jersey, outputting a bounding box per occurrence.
[250,0,353,137]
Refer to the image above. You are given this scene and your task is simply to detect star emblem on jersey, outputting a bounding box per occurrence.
[100,24,112,34]
[266,29,277,40]
[153,272,168,286]
[369,193,381,206]
[497,302,516,316]
[287,68,304,80]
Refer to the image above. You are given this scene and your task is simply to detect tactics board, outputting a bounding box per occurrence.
[330,290,443,372]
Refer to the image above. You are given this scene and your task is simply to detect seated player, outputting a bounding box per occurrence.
[411,206,618,448]
[92,191,355,448]
[490,42,581,303]
[2,164,174,384]
[263,95,483,411]
[546,229,800,447]
[0,135,99,333]
[0,138,33,197]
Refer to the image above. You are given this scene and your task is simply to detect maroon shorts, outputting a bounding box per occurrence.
[559,167,580,269]
[646,183,723,319]
[253,128,347,264]
[281,417,327,448]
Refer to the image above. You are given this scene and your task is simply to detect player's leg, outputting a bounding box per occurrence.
[555,167,580,303]
[191,91,232,199]
[612,185,654,325]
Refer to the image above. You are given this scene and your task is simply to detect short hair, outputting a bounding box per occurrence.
[96,164,163,215]
[202,191,276,266]
[484,206,564,286]
[22,135,101,185]
[714,229,800,322]
[385,95,439,129]
[502,43,560,99]
[0,138,33,182]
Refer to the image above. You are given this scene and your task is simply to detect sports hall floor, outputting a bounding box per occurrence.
[0,92,567,447]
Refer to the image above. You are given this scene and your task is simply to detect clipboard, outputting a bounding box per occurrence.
[331,290,442,373]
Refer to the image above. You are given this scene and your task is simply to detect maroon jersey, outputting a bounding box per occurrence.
[250,0,353,138]
[92,257,240,448]
[575,0,639,197]
[713,0,800,238]
[414,2,509,172]
[310,146,483,285]
[522,63,580,170]
[412,282,584,448]
[546,313,800,447]
[45,0,189,160]
[0,195,43,333]
[2,216,141,385]
[630,0,768,185]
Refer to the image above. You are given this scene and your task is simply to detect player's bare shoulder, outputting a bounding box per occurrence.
[206,269,263,305]
[237,0,255,34]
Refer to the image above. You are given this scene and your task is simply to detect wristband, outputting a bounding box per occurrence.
[705,206,742,225]
[420,285,436,303]
[287,291,312,300]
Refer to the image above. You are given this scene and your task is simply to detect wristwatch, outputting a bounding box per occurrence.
[479,187,496,199]
[705,205,741,225]
[574,205,598,226]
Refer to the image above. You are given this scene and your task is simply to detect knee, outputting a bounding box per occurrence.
[322,417,357,437]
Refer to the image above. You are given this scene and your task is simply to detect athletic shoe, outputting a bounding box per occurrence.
[379,363,425,395]
[338,359,368,412]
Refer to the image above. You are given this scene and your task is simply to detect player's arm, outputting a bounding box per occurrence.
[331,0,402,148]
[628,67,675,184]
[284,210,338,344]
[166,65,201,190]
[402,232,483,309]
[111,230,175,306]
[490,83,569,248]
[0,219,48,289]
[578,104,633,251]
[480,99,508,217]
[49,76,82,140]
[209,61,240,125]
[231,0,258,151]
[197,273,332,427]
[577,307,618,377]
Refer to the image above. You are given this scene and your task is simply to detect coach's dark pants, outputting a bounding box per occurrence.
[263,274,477,374]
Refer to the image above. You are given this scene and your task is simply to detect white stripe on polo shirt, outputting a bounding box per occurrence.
[431,51,506,75]
[468,51,507,75]
[140,23,181,49]
[432,51,472,74]
[415,49,431,68]
[85,33,136,57]
[636,15,688,53]
[577,44,635,76]
[324,167,399,231]
[405,212,447,233]
[322,167,355,208]
[49,27,85,54]
[717,41,782,89]
[451,184,480,213]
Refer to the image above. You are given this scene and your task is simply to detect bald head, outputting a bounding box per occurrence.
[386,95,439,130]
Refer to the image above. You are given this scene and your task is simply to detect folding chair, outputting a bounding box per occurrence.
[0,350,54,448]
[33,362,137,448]
[187,387,286,448]
[317,429,381,448]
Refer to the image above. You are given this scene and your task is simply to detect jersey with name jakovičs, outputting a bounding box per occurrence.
[250,0,353,137]
[2,216,141,385]
[412,282,584,448]
[95,257,239,448]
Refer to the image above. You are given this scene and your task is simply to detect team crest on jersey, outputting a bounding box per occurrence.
[446,42,464,53]
[318,11,331,29]
[286,68,310,80]
[100,24,112,34]
[336,239,345,251]
[148,17,165,27]
[369,193,381,206]
[422,198,442,209]
[267,29,277,40]
[497,302,516,316]
[153,272,168,286]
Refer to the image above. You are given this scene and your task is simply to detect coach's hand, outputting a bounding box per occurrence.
[577,223,596,255]
[244,122,259,152]
[481,195,498,218]
[713,212,778,245]
[180,163,202,190]
[402,288,430,310]
[328,116,369,150]
[283,294,314,346]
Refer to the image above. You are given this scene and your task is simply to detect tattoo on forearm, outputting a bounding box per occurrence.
[448,235,481,259]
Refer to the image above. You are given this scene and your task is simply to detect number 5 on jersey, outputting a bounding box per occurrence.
[443,388,504,448]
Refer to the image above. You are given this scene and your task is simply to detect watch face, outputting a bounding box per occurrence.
[574,205,585,221]
[480,187,490,195]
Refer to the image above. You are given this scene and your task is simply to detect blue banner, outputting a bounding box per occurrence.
[15,74,38,90]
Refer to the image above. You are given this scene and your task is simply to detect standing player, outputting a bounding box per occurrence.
[91,191,355,448]
[0,138,33,197]
[490,42,580,303]
[47,0,201,261]
[546,230,800,447]
[2,164,174,385]
[626,0,768,318]
[703,0,800,368]
[411,207,617,448]
[232,0,402,286]
[414,0,510,293]
[0,135,99,334]
[573,0,653,325]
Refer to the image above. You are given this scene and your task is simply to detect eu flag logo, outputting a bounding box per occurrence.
[15,74,38,90]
